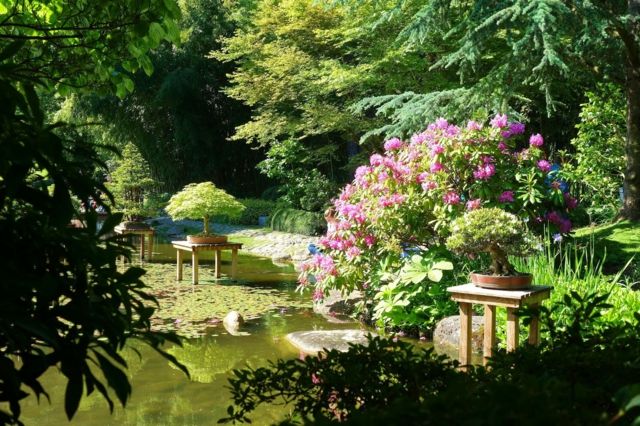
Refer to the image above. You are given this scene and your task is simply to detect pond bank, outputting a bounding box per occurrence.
[148,216,319,264]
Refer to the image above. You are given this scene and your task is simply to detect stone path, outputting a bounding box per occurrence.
[148,216,319,264]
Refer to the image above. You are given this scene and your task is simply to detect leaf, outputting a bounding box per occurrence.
[0,40,25,62]
[432,261,453,270]
[94,352,131,406]
[149,22,165,45]
[64,373,83,420]
[427,269,443,282]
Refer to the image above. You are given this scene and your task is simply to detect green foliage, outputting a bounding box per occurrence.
[220,292,640,425]
[373,252,456,331]
[0,0,181,96]
[52,0,268,196]
[0,57,185,424]
[165,182,245,234]
[270,208,325,236]
[213,198,278,225]
[107,143,160,220]
[564,84,626,223]
[215,0,456,204]
[447,208,536,275]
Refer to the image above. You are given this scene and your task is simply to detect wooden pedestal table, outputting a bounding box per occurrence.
[114,225,155,261]
[447,283,551,368]
[172,241,243,285]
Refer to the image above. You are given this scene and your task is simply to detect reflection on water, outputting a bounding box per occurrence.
[19,242,363,425]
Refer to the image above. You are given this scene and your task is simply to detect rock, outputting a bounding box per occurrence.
[286,330,377,356]
[271,253,291,262]
[433,315,485,354]
[223,311,245,335]
[313,290,363,318]
[291,250,310,262]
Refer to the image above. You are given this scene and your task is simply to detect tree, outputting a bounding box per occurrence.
[358,0,640,220]
[215,0,459,209]
[59,0,269,196]
[165,182,245,235]
[0,1,186,423]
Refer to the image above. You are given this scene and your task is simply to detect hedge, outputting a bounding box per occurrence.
[270,208,325,236]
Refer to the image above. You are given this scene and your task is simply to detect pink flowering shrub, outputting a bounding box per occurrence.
[299,115,577,297]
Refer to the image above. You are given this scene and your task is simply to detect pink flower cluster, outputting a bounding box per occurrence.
[298,113,577,298]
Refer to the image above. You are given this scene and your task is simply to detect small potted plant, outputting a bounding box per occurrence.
[165,182,245,244]
[108,143,159,229]
[446,207,536,290]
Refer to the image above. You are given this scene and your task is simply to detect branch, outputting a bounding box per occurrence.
[0,33,83,40]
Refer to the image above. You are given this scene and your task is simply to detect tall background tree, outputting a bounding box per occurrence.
[356,0,639,220]
[57,0,268,197]
[0,1,186,423]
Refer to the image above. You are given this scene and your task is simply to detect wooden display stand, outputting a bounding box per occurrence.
[172,240,243,284]
[114,225,155,261]
[447,283,551,368]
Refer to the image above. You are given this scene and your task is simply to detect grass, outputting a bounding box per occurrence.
[573,220,640,272]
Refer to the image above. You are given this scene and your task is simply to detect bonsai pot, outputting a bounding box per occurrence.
[187,234,228,244]
[470,273,533,290]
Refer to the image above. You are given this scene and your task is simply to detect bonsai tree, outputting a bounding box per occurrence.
[165,182,245,236]
[108,143,160,222]
[446,208,536,276]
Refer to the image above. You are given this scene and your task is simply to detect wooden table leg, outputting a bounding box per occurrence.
[506,307,519,352]
[483,305,496,365]
[140,233,145,261]
[176,249,183,281]
[231,248,238,279]
[192,250,199,285]
[214,250,221,278]
[459,302,472,370]
[528,303,541,346]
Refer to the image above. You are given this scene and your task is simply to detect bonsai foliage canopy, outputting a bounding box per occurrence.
[446,208,536,276]
[165,182,245,235]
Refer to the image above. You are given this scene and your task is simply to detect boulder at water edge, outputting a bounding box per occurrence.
[433,315,485,354]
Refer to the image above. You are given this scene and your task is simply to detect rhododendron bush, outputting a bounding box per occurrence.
[299,115,577,300]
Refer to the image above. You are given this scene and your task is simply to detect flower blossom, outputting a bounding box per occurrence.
[421,180,437,191]
[473,163,496,180]
[384,137,404,151]
[529,133,544,147]
[537,159,552,173]
[490,113,508,128]
[430,162,443,173]
[443,192,460,205]
[370,154,383,166]
[466,199,482,210]
[498,191,514,203]
[435,117,449,129]
[467,120,482,131]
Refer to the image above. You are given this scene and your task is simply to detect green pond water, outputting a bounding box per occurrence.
[19,242,363,425]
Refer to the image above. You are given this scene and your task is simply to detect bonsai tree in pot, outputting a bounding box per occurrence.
[108,143,160,229]
[165,182,245,243]
[446,207,536,289]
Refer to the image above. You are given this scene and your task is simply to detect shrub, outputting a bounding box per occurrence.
[270,208,325,236]
[212,198,278,225]
[220,293,640,425]
[299,116,577,313]
[565,83,626,223]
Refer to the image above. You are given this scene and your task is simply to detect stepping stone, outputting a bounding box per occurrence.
[286,330,377,356]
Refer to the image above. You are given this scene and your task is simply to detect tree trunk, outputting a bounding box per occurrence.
[621,0,640,221]
[203,215,210,235]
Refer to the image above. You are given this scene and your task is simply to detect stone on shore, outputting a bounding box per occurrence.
[286,330,376,356]
[313,290,363,322]
[433,315,485,354]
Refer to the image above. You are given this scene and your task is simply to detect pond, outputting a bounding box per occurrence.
[19,242,364,425]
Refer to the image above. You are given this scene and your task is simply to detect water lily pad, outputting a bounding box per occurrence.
[139,263,310,338]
